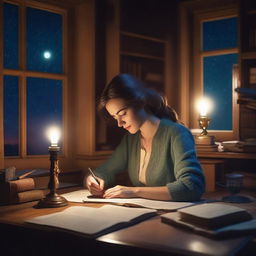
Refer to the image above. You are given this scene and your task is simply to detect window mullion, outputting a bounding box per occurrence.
[19,76,27,157]
[20,2,26,70]
[20,2,26,157]
[0,2,4,168]
[201,48,238,57]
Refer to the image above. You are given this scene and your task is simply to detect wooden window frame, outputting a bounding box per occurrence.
[1,0,68,169]
[192,9,239,141]
[178,1,239,141]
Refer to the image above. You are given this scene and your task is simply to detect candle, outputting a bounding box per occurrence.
[198,99,208,117]
[197,97,213,117]
[47,126,61,147]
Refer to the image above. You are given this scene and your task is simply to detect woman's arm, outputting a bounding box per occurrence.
[94,135,129,188]
[103,185,172,201]
[167,125,205,201]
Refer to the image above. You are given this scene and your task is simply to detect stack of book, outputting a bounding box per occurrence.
[0,177,44,204]
[161,203,256,238]
[194,134,218,152]
[222,139,256,153]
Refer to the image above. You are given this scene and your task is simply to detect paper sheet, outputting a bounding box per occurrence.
[61,189,194,211]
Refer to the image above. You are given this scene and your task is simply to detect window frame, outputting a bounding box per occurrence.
[1,0,68,168]
[192,9,239,141]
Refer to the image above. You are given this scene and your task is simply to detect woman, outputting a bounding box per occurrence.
[86,74,205,202]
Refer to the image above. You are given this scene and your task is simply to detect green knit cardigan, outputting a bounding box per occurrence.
[95,119,205,202]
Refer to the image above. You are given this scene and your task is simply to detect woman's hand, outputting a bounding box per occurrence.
[103,185,137,198]
[86,175,105,196]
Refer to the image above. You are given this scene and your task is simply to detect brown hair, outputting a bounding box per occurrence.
[98,73,178,122]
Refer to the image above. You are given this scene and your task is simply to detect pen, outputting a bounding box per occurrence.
[88,167,100,185]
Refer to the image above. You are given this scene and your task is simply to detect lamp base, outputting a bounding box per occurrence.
[36,192,68,208]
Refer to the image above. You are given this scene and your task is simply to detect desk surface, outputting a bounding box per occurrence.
[0,189,255,256]
[197,151,256,159]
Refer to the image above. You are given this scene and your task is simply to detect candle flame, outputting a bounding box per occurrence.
[197,97,213,117]
[47,126,61,146]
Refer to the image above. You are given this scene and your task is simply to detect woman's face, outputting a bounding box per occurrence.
[105,98,146,134]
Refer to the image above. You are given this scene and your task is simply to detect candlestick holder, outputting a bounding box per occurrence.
[37,146,68,208]
[194,115,217,151]
[198,115,211,136]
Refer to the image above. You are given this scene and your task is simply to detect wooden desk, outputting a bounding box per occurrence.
[197,151,256,160]
[0,190,255,256]
[197,151,256,192]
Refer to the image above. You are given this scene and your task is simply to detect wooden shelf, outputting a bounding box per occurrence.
[237,98,256,110]
[120,51,165,61]
[197,151,256,159]
[120,31,167,43]
[241,52,256,59]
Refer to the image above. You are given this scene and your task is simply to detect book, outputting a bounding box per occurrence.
[0,178,44,204]
[161,203,253,234]
[9,178,35,193]
[161,211,256,239]
[222,139,256,153]
[0,166,16,182]
[25,205,157,238]
[12,189,44,204]
[196,144,218,152]
[177,203,253,229]
[61,189,194,211]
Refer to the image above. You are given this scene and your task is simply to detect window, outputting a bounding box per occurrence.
[202,17,238,131]
[2,1,66,157]
[191,9,239,141]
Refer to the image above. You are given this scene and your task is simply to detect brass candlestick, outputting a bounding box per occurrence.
[194,115,217,151]
[198,115,211,136]
[37,146,68,208]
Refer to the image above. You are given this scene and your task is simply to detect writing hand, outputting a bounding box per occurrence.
[103,185,136,198]
[86,175,105,196]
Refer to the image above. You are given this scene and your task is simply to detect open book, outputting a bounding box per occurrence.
[25,205,157,238]
[61,189,194,211]
[161,203,256,238]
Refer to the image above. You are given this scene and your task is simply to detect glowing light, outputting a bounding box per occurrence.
[46,126,61,146]
[197,97,213,117]
[43,51,51,59]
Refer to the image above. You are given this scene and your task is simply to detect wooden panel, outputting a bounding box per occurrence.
[74,0,96,156]
[239,0,256,140]
[200,159,225,192]
[0,1,4,169]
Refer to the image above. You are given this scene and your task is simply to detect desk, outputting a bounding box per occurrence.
[0,189,255,256]
[197,151,256,192]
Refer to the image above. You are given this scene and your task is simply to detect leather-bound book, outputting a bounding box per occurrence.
[177,203,252,229]
[0,178,44,204]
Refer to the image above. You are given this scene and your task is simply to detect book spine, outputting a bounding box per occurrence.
[9,178,35,193]
[12,190,44,204]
